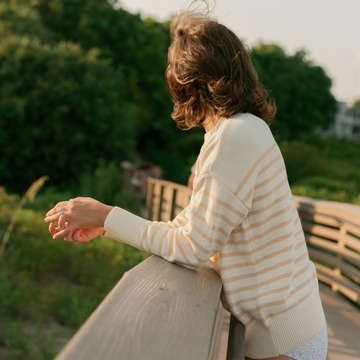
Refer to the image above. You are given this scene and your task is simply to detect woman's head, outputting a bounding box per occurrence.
[165,5,276,130]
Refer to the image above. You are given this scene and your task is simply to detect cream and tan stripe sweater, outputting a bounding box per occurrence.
[103,112,326,359]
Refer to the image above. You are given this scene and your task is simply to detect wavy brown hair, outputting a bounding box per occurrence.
[165,8,276,130]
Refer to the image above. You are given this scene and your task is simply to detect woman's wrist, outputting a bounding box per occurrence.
[99,204,114,228]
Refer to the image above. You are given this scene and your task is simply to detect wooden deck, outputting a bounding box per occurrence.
[216,283,360,360]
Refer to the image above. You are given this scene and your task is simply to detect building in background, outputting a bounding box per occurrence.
[324,101,360,141]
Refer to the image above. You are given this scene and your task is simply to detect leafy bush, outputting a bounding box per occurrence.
[0,35,138,193]
[279,140,329,184]
[291,176,358,203]
[0,188,149,331]
[252,43,337,141]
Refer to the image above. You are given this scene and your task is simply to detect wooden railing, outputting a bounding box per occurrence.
[294,196,360,305]
[146,177,193,221]
[147,177,360,306]
[54,177,244,360]
[55,178,360,360]
[55,255,226,360]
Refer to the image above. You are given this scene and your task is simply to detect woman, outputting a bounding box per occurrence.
[44,7,327,360]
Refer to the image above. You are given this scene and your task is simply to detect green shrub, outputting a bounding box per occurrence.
[279,140,329,184]
[0,188,149,330]
[291,176,357,203]
[0,35,138,193]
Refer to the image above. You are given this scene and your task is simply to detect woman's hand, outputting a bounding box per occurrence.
[44,197,113,240]
[49,220,105,242]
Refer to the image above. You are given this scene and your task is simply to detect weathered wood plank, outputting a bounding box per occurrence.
[305,235,360,267]
[315,263,360,304]
[302,221,360,252]
[294,195,360,228]
[298,211,341,228]
[308,247,360,283]
[55,256,223,360]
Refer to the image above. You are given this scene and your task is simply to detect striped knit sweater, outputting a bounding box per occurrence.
[103,112,326,359]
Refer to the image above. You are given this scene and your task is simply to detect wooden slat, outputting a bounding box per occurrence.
[298,211,341,228]
[151,184,162,221]
[294,195,360,228]
[160,187,174,222]
[346,222,360,239]
[302,222,340,241]
[55,256,222,360]
[302,221,360,252]
[306,235,360,267]
[308,247,360,283]
[315,263,360,304]
[146,182,154,220]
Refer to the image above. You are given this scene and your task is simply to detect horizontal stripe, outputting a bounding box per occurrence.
[258,154,282,176]
[241,185,255,205]
[227,217,294,246]
[189,221,225,248]
[158,230,168,255]
[236,267,316,320]
[229,283,291,308]
[148,226,163,250]
[252,178,288,203]
[196,188,246,219]
[248,189,290,216]
[295,250,308,264]
[225,261,311,296]
[235,143,277,195]
[174,235,193,265]
[222,249,308,283]
[171,229,204,263]
[246,201,292,231]
[193,198,239,227]
[254,164,286,190]
[222,229,295,259]
[190,210,230,238]
[221,243,295,271]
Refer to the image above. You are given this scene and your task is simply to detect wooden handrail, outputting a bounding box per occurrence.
[145,177,245,360]
[55,256,224,360]
[55,178,360,360]
[293,195,360,304]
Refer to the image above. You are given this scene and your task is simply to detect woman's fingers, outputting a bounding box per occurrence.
[49,222,57,235]
[72,229,83,242]
[58,215,66,231]
[53,225,75,239]
[46,201,69,217]
[64,229,74,242]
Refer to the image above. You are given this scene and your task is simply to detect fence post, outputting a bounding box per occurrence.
[226,314,245,360]
[332,222,347,293]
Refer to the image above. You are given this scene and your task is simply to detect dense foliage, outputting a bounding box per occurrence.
[0,167,149,359]
[251,43,337,141]
[0,0,338,192]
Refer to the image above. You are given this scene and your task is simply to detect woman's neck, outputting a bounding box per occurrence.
[202,115,221,133]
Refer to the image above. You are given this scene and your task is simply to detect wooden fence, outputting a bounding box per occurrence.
[55,255,227,360]
[294,196,360,305]
[55,177,360,360]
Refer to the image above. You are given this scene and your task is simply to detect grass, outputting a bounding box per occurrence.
[0,173,150,359]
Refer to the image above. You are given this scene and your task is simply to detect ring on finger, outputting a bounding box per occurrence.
[58,212,64,218]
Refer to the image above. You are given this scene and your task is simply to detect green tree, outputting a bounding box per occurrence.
[251,43,337,141]
[0,35,137,192]
[0,0,55,43]
[353,98,360,107]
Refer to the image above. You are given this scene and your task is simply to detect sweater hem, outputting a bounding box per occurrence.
[244,276,326,359]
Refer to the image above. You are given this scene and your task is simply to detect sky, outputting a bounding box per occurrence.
[118,0,360,104]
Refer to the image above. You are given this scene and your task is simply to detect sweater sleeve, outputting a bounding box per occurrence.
[103,173,249,270]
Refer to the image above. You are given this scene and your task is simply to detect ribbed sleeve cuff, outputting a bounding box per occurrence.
[103,206,148,250]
